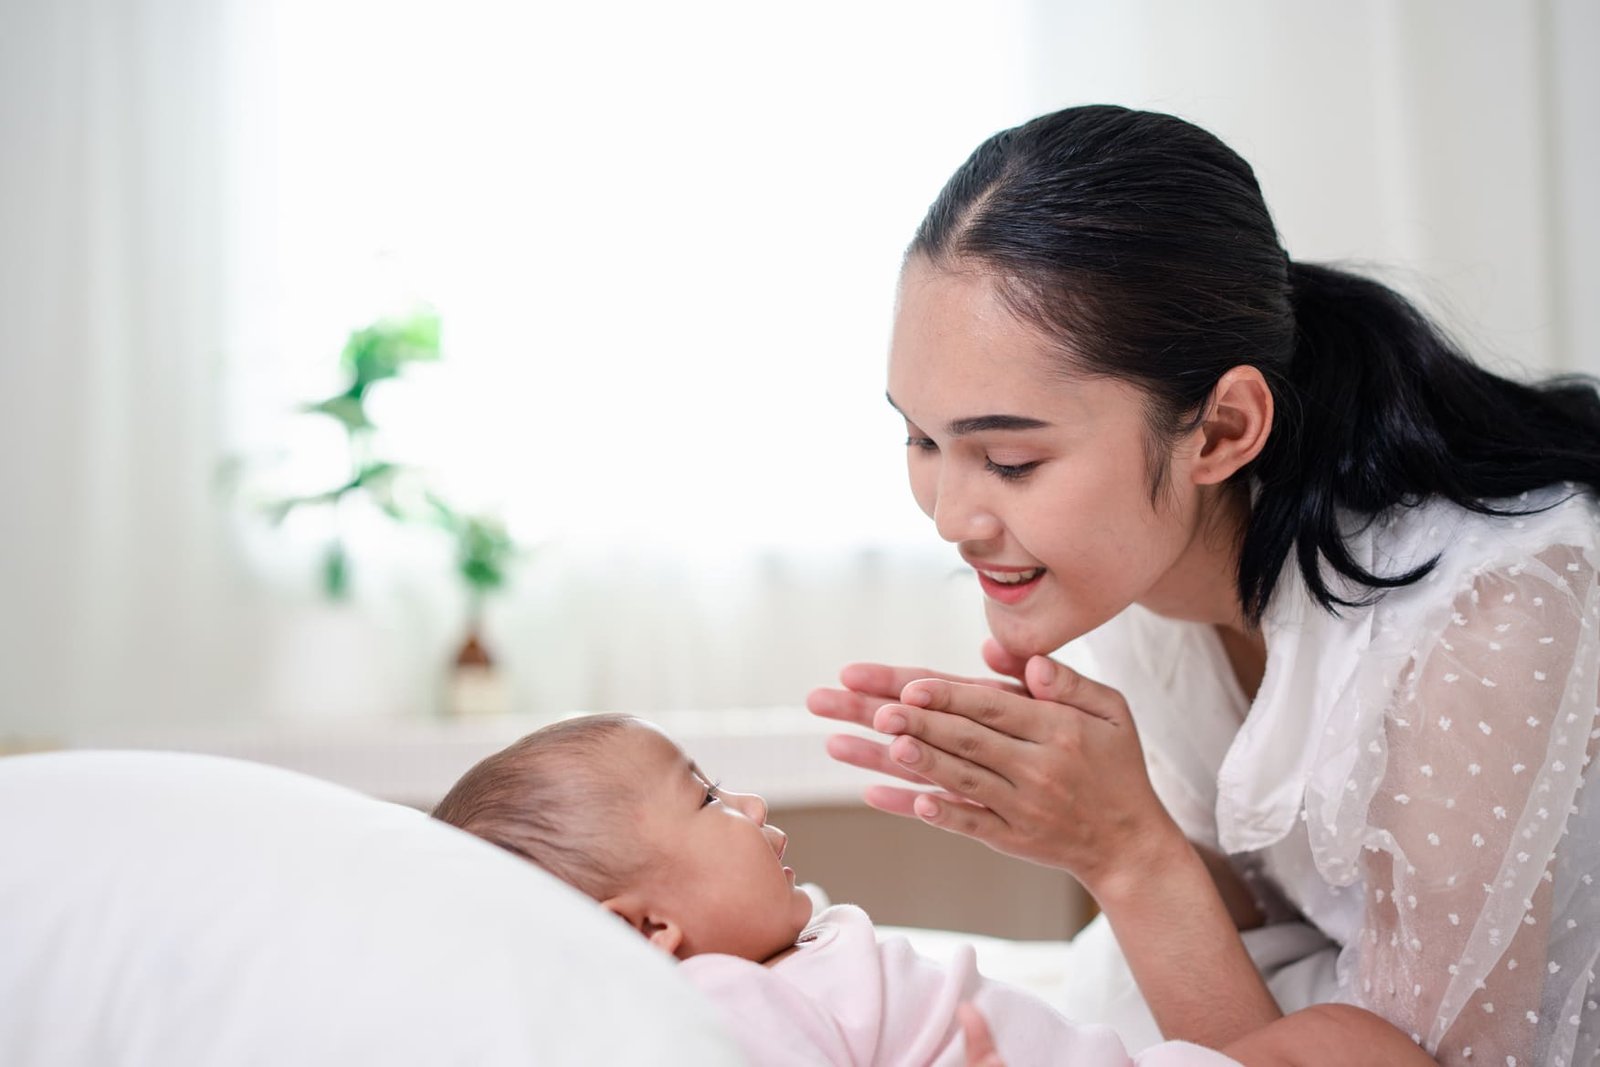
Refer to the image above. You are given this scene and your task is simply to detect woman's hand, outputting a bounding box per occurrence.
[809,642,1183,897]
[815,642,1284,1048]
[806,638,1029,789]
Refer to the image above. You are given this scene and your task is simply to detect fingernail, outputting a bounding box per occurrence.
[892,737,922,766]
[903,686,930,707]
[913,794,939,820]
[880,710,907,734]
[1034,657,1055,684]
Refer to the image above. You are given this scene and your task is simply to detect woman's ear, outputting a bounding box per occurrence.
[601,895,686,957]
[1189,365,1273,485]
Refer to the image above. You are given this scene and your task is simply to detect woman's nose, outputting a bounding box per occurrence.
[932,478,1002,544]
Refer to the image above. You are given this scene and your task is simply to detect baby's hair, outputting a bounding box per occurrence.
[432,713,644,899]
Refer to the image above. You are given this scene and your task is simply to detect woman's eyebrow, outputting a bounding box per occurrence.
[885,394,1052,436]
[947,414,1052,435]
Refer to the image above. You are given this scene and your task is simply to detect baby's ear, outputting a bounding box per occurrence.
[601,896,685,957]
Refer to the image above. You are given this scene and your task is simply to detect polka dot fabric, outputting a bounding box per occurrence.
[1264,490,1600,1066]
[1088,486,1600,1067]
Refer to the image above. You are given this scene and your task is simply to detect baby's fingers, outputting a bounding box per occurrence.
[958,1003,1006,1067]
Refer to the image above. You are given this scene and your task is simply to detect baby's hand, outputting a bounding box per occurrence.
[958,1002,1006,1067]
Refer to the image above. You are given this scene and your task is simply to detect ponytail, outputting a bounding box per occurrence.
[1242,262,1600,620]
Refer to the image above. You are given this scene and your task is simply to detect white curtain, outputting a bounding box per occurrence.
[2,0,1595,738]
[0,0,279,732]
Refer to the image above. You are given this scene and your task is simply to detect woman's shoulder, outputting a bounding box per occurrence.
[1357,485,1599,610]
[1369,486,1593,572]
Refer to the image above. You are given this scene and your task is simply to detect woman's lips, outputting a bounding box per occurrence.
[975,566,1046,605]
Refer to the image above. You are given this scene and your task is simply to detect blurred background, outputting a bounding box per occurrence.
[2,0,1597,935]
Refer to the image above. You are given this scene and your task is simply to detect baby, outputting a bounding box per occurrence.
[432,714,1431,1067]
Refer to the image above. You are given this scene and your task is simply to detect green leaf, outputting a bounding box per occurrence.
[454,513,516,594]
[303,393,372,433]
[460,556,504,591]
[322,541,350,599]
[339,309,442,390]
[352,461,398,489]
[420,489,463,531]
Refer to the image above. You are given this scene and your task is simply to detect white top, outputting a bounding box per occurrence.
[680,904,1237,1067]
[1081,485,1600,1067]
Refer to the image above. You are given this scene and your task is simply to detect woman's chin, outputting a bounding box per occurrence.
[984,608,1071,660]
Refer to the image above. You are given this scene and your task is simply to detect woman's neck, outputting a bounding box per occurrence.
[1139,486,1255,634]
[1135,486,1268,699]
[1213,623,1267,702]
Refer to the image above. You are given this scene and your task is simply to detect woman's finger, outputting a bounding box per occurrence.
[883,731,1014,810]
[980,638,1030,683]
[862,783,921,817]
[839,662,1026,700]
[873,702,1023,788]
[1021,656,1129,724]
[898,678,1045,741]
[823,733,932,786]
[806,685,890,729]
[862,784,994,820]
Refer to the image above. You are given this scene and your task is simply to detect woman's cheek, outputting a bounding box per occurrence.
[908,464,937,520]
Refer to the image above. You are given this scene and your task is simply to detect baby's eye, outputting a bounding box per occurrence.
[700,781,722,808]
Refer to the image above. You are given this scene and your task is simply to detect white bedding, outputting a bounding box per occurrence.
[0,750,742,1067]
[0,748,1338,1065]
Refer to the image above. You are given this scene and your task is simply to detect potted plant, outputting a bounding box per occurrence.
[246,309,522,715]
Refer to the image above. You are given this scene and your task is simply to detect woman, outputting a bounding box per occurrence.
[809,105,1600,1067]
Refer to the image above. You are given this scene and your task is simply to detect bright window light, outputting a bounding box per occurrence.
[242,0,1034,559]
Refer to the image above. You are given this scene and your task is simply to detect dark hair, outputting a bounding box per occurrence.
[910,104,1600,622]
[432,713,643,899]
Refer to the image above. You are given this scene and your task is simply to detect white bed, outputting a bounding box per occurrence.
[0,750,741,1066]
[0,750,1338,1065]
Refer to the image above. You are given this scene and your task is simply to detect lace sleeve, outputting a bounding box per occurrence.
[1344,544,1600,1067]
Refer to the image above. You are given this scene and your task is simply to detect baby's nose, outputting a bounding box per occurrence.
[730,790,769,825]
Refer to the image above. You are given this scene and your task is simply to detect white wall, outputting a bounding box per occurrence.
[1024,0,1598,379]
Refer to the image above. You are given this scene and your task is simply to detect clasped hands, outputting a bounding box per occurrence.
[806,638,1178,897]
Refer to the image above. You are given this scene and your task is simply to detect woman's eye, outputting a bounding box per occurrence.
[905,435,938,452]
[985,458,1040,481]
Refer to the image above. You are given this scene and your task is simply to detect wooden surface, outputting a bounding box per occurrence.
[775,804,1090,941]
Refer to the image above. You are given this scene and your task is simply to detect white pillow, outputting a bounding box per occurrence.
[0,750,743,1066]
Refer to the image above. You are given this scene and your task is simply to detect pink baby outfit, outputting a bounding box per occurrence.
[679,904,1237,1067]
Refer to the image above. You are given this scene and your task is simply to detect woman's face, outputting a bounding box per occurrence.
[887,258,1223,656]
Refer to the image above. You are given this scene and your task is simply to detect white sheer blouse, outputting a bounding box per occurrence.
[1078,486,1600,1067]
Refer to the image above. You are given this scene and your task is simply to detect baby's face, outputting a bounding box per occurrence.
[614,721,814,962]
